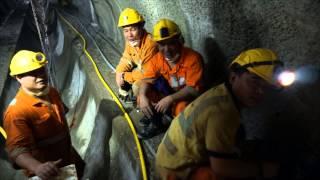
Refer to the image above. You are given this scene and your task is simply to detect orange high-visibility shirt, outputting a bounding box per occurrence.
[143,47,204,92]
[4,87,82,176]
[116,30,158,83]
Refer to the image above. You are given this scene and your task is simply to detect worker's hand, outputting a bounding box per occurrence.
[139,95,154,119]
[155,95,173,114]
[116,72,125,87]
[34,159,62,180]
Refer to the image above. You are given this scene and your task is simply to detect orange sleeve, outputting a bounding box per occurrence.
[185,53,204,91]
[4,110,35,160]
[123,42,158,83]
[140,36,158,65]
[123,72,134,83]
[142,54,160,79]
[116,43,134,73]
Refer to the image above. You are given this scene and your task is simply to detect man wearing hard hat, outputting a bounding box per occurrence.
[3,50,84,179]
[138,19,204,139]
[156,48,289,179]
[116,8,158,103]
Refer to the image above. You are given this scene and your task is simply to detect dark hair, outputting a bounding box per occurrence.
[167,33,184,44]
[178,34,185,44]
[122,21,145,29]
[229,62,248,76]
[133,22,145,29]
[137,21,145,28]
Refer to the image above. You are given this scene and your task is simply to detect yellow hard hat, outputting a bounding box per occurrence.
[230,48,283,84]
[118,8,144,27]
[10,50,47,76]
[153,19,180,42]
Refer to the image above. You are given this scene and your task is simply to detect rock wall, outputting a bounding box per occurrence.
[85,0,320,84]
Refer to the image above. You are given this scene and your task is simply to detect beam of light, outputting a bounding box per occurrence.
[295,65,319,84]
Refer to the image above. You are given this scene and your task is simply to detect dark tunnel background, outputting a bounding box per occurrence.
[1,0,320,179]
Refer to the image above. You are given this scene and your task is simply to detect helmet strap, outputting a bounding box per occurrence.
[242,60,283,69]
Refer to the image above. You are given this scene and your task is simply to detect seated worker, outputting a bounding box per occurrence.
[4,50,85,179]
[116,8,158,102]
[156,48,286,180]
[138,19,204,139]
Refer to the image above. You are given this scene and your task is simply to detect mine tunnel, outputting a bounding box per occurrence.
[1,0,320,179]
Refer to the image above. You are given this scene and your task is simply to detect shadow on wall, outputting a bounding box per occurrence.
[0,0,17,25]
[273,78,320,179]
[202,1,264,89]
[239,68,320,179]
[82,99,121,180]
[202,37,227,89]
[0,4,43,122]
[290,73,320,179]
[14,5,45,52]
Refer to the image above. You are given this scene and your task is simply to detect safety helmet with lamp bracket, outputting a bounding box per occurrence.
[231,48,296,88]
[10,50,48,77]
[153,19,181,42]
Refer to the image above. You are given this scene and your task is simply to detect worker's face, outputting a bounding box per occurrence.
[230,71,271,107]
[16,67,48,92]
[157,38,182,64]
[122,25,142,45]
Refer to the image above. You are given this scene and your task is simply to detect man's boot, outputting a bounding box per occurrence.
[137,114,169,139]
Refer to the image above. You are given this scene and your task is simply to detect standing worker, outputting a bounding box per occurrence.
[116,8,158,102]
[156,48,287,179]
[3,50,85,179]
[138,19,204,139]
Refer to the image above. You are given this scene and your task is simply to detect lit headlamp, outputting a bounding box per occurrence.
[277,70,296,87]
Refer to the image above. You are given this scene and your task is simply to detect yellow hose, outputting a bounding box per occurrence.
[0,126,7,140]
[58,13,147,180]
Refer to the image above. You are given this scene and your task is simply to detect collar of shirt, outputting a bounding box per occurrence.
[16,88,50,107]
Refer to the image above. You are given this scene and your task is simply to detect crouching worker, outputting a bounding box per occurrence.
[116,8,158,103]
[138,19,204,139]
[156,48,285,180]
[4,50,85,179]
